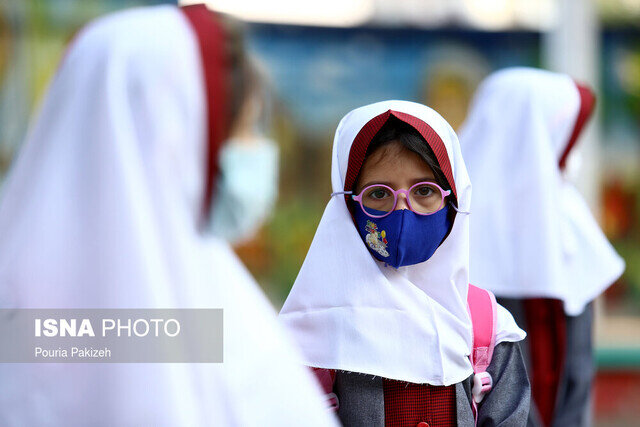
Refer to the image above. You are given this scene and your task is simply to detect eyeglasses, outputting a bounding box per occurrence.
[332,181,451,218]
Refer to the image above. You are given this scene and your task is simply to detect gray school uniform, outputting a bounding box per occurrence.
[498,298,594,427]
[334,341,530,426]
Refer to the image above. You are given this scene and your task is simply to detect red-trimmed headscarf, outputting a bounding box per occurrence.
[344,110,458,201]
[459,67,624,317]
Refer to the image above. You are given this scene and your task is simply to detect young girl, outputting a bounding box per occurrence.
[459,68,625,427]
[280,100,530,426]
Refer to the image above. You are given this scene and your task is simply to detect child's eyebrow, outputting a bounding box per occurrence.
[358,177,438,190]
[411,177,438,185]
[359,180,393,189]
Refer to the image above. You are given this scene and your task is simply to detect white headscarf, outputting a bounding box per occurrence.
[459,67,625,316]
[280,100,524,386]
[0,5,336,426]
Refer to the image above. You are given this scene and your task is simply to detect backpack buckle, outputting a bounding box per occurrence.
[325,392,339,411]
[472,371,493,403]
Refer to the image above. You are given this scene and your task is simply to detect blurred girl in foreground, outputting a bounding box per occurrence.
[0,4,336,425]
[459,67,625,426]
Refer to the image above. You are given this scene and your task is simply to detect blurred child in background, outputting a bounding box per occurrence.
[209,54,280,245]
[459,67,625,427]
[281,100,530,426]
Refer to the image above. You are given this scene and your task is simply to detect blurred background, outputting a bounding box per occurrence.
[0,0,638,424]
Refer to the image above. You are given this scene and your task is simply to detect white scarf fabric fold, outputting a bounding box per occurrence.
[459,67,625,316]
[280,100,524,386]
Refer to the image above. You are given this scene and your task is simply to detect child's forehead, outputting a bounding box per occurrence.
[359,143,435,182]
[368,139,404,157]
[365,141,427,167]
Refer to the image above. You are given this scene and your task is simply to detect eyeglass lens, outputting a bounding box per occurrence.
[361,183,445,216]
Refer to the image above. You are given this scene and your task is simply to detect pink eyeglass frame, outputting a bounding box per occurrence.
[332,181,451,219]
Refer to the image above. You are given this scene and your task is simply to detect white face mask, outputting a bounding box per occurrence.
[208,138,279,244]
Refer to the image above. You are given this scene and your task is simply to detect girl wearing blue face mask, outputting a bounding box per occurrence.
[280,101,530,426]
[348,116,456,269]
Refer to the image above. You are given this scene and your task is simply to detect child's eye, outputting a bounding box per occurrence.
[414,185,435,197]
[368,189,390,199]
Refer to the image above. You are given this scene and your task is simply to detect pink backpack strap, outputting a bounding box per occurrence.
[311,367,339,411]
[467,284,497,420]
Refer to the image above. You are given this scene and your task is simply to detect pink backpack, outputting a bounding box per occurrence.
[313,284,497,420]
[467,284,498,423]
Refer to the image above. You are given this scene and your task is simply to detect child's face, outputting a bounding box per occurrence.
[355,140,436,211]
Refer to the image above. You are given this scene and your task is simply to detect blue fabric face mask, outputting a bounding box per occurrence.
[353,206,452,268]
[208,138,279,244]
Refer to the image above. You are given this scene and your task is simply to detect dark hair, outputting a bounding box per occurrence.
[217,13,250,129]
[358,116,451,192]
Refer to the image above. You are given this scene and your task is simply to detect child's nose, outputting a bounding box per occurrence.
[395,193,410,211]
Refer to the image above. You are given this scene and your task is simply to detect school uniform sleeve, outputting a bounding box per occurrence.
[478,341,531,426]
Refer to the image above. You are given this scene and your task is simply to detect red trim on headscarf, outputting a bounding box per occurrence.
[181,4,230,225]
[524,298,567,426]
[558,83,596,170]
[343,110,457,201]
